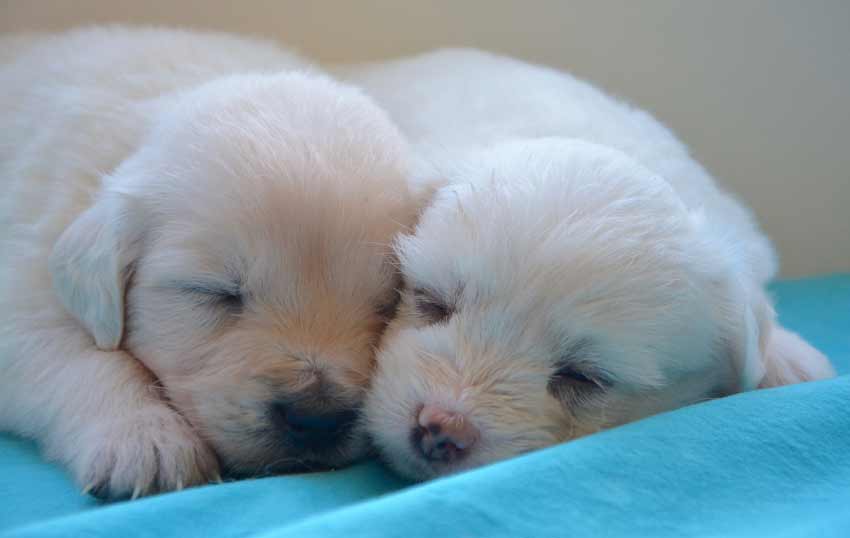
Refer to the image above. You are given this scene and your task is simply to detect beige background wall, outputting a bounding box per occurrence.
[2,0,848,277]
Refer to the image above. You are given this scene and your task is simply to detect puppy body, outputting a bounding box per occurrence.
[338,50,775,285]
[337,50,834,479]
[0,28,423,497]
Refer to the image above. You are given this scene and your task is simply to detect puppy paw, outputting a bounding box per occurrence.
[71,402,220,500]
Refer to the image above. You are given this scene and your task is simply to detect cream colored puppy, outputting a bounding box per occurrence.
[337,50,835,480]
[0,27,424,498]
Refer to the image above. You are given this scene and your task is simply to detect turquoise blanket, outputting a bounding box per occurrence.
[2,274,848,537]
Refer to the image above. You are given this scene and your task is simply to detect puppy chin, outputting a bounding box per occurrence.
[213,426,371,477]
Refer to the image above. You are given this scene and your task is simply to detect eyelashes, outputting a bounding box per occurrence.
[413,288,453,324]
[547,339,609,404]
[178,281,244,311]
[549,364,607,390]
[547,363,609,406]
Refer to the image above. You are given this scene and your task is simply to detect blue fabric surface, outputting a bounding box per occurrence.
[2,274,848,537]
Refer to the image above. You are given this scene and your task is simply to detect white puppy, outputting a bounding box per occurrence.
[337,50,835,480]
[0,27,426,498]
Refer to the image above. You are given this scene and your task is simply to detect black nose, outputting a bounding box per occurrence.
[270,403,357,450]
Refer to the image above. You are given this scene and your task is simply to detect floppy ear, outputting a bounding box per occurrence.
[759,324,835,387]
[687,209,768,392]
[727,288,834,390]
[728,291,771,392]
[49,193,143,351]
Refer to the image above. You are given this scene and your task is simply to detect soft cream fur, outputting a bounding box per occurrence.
[336,50,835,480]
[0,27,425,498]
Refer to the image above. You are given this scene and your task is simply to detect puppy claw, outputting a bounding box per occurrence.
[71,403,220,500]
[210,472,223,484]
[81,482,95,496]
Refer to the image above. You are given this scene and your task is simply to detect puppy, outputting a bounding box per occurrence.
[337,50,835,480]
[0,27,424,498]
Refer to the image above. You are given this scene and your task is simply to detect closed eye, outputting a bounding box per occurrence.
[547,339,609,403]
[550,365,606,389]
[413,288,453,324]
[178,281,244,311]
[547,363,608,407]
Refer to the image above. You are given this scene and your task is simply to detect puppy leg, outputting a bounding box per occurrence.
[759,325,835,388]
[0,324,219,499]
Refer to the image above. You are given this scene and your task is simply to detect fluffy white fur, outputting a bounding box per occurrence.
[336,49,835,480]
[0,27,426,498]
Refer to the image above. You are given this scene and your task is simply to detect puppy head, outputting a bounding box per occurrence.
[366,138,771,480]
[49,72,426,474]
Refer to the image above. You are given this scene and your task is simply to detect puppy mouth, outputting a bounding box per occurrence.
[213,411,367,478]
[251,457,344,476]
[223,437,363,478]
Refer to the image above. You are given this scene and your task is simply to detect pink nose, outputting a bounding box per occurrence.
[413,405,479,464]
